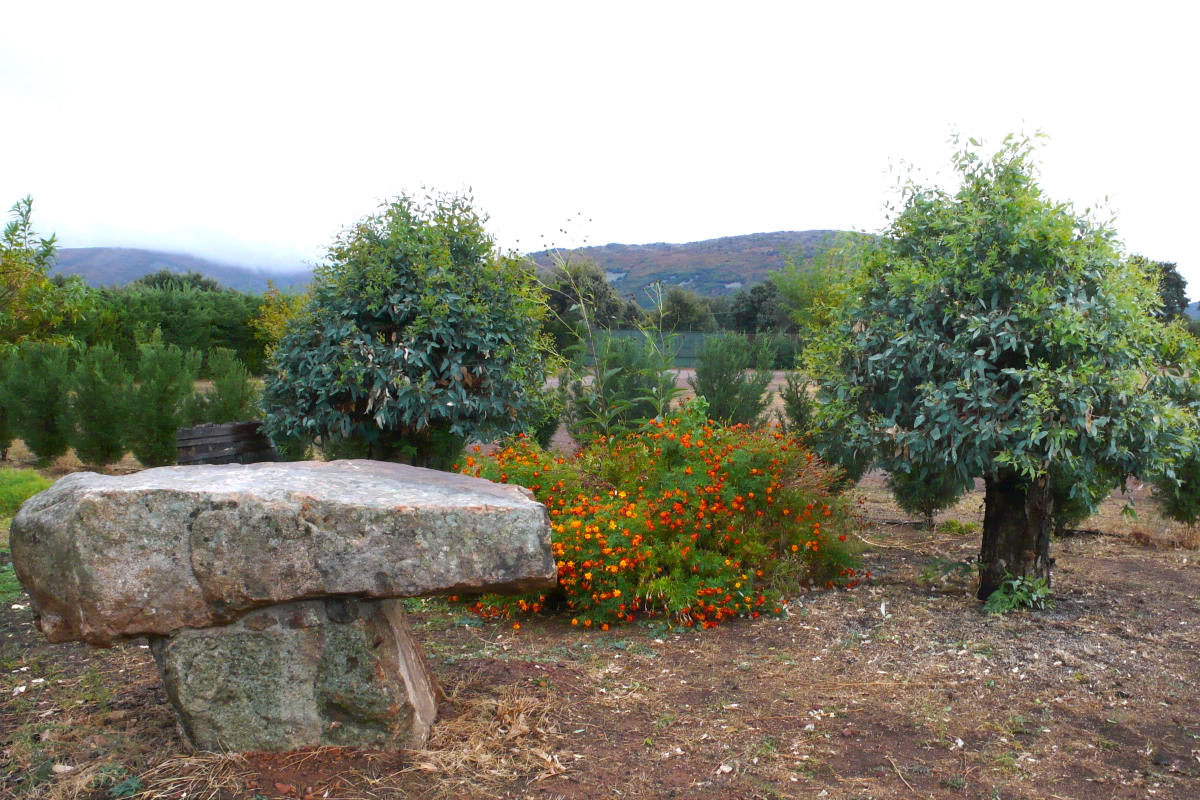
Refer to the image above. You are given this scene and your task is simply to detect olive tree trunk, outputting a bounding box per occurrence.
[977,472,1054,601]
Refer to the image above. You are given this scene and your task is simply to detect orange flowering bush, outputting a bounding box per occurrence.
[456,398,862,629]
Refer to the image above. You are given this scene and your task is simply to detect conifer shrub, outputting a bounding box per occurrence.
[0,352,14,461]
[688,333,775,426]
[885,468,968,529]
[127,336,202,467]
[70,344,130,466]
[6,342,73,463]
[198,347,258,424]
[457,398,863,630]
[779,371,814,435]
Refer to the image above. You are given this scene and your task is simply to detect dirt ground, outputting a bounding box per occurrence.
[3,445,1200,799]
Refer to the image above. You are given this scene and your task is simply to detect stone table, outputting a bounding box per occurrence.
[11,460,556,751]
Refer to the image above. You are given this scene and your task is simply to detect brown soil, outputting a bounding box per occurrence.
[3,454,1200,798]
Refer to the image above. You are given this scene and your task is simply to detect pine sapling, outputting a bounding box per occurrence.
[0,352,14,461]
[688,333,774,426]
[203,347,258,423]
[7,342,73,463]
[127,336,202,467]
[70,344,130,467]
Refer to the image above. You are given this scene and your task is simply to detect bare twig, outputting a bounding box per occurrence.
[886,756,916,795]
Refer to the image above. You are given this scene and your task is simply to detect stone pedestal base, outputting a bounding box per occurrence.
[150,599,438,752]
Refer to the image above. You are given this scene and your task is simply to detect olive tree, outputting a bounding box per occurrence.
[816,135,1195,600]
[262,192,553,468]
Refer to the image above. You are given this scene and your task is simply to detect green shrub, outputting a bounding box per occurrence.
[59,280,267,374]
[271,431,313,462]
[458,398,863,629]
[262,191,552,469]
[0,562,20,604]
[0,467,52,516]
[70,344,130,466]
[688,333,774,426]
[1152,456,1200,526]
[779,371,814,435]
[763,332,799,370]
[568,332,679,445]
[127,336,202,467]
[983,574,1051,613]
[321,425,465,471]
[0,352,14,460]
[885,468,967,529]
[198,347,258,424]
[5,342,73,463]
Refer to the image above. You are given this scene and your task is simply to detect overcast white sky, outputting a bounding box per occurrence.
[2,1,1196,288]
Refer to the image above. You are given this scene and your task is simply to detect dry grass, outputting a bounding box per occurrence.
[133,753,258,800]
[411,686,564,779]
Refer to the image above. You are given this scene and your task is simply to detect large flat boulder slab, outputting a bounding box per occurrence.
[152,598,438,751]
[12,460,555,646]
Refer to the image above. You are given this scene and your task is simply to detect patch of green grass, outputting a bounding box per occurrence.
[0,561,21,604]
[80,664,112,710]
[0,468,52,517]
[938,519,979,536]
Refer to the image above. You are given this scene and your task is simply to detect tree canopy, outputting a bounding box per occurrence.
[773,232,865,342]
[813,135,1196,598]
[654,285,718,332]
[1128,256,1189,321]
[0,197,90,347]
[130,269,224,293]
[262,192,554,466]
[539,255,644,352]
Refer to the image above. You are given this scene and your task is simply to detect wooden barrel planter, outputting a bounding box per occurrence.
[176,421,280,466]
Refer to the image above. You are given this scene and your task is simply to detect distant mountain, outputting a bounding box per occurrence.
[52,231,844,300]
[51,248,310,293]
[1187,301,1200,319]
[529,230,844,304]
